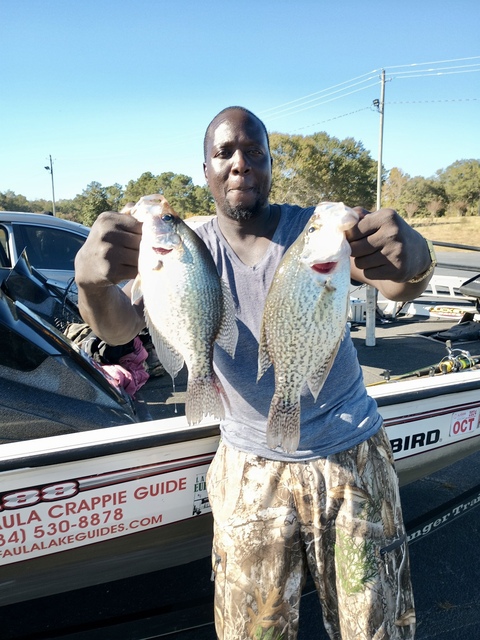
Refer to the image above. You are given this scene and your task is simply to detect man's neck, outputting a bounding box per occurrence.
[216,203,280,267]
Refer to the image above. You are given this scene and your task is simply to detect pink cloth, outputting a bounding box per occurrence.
[102,337,149,397]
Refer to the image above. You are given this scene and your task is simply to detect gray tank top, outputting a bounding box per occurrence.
[195,204,381,461]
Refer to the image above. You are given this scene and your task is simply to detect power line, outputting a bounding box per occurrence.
[289,106,374,132]
[389,62,480,76]
[259,56,480,123]
[387,97,479,105]
[104,57,480,159]
[286,96,478,135]
[259,70,380,116]
[264,81,380,122]
[392,68,480,80]
[383,54,480,71]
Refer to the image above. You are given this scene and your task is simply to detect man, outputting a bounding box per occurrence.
[76,107,434,639]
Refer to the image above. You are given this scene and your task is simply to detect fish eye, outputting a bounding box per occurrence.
[162,214,173,222]
[308,226,316,233]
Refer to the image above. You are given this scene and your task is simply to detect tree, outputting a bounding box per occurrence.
[123,172,160,204]
[56,200,82,222]
[404,202,419,220]
[123,171,213,217]
[193,185,215,215]
[425,198,445,219]
[382,168,410,211]
[157,172,198,217]
[105,183,125,212]
[269,131,378,208]
[79,182,110,227]
[450,200,469,217]
[397,176,447,219]
[0,190,33,212]
[437,159,480,215]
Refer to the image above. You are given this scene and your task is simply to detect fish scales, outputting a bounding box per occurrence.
[258,202,359,453]
[129,194,238,425]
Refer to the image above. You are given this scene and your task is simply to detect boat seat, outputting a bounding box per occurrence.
[459,275,480,301]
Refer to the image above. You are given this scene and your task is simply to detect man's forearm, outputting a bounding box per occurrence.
[77,283,145,346]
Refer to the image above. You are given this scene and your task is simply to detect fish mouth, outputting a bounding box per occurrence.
[311,261,337,274]
[153,247,173,255]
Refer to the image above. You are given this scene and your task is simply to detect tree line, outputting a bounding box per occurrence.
[1,131,479,226]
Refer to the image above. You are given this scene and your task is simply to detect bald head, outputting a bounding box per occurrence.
[203,106,270,161]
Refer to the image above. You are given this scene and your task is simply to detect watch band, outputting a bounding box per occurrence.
[408,239,437,284]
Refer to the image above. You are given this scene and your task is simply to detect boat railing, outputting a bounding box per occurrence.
[422,274,477,302]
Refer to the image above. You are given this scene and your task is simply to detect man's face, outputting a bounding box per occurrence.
[203,110,272,220]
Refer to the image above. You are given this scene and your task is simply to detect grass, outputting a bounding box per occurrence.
[410,215,480,249]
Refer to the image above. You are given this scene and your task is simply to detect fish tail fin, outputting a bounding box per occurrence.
[185,372,226,425]
[266,396,301,453]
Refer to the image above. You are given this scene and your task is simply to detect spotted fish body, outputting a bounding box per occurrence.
[130,195,238,425]
[257,202,359,453]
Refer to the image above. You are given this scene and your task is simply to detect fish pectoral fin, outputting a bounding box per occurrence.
[324,279,336,293]
[307,367,329,402]
[215,280,238,358]
[256,324,272,382]
[131,275,143,304]
[307,335,343,401]
[145,311,184,379]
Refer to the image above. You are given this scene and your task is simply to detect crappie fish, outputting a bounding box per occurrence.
[257,202,359,453]
[129,194,238,425]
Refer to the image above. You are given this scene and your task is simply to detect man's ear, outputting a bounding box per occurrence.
[203,162,208,182]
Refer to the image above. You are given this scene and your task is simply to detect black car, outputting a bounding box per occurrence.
[0,211,89,289]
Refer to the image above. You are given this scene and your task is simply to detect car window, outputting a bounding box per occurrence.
[12,224,86,271]
[0,227,11,267]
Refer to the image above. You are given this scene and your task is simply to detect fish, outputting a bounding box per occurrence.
[129,194,238,425]
[257,202,359,453]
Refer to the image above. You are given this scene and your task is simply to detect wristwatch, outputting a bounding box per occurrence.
[408,239,437,284]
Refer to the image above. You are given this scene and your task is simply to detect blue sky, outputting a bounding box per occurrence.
[2,0,479,202]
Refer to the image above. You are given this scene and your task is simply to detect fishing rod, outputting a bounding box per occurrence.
[369,341,480,386]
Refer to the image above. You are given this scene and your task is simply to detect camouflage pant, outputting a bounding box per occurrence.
[206,428,415,640]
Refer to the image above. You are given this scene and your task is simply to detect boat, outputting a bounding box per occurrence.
[0,246,480,608]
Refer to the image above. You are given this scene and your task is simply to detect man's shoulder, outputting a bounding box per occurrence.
[190,216,216,240]
[276,203,316,231]
[277,203,315,219]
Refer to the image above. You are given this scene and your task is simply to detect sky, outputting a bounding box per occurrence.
[1,0,479,203]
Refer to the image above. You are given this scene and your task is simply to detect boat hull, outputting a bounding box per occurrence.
[1,368,480,605]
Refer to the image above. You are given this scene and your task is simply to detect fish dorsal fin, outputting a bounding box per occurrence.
[145,309,184,380]
[215,280,238,358]
[131,275,143,304]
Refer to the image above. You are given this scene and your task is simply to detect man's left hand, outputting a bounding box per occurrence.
[346,207,430,283]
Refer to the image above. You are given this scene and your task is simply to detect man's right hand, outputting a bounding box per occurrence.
[74,211,146,346]
[75,211,143,289]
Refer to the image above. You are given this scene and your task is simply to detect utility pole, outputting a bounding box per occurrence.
[376,69,386,211]
[365,69,386,347]
[44,155,56,216]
